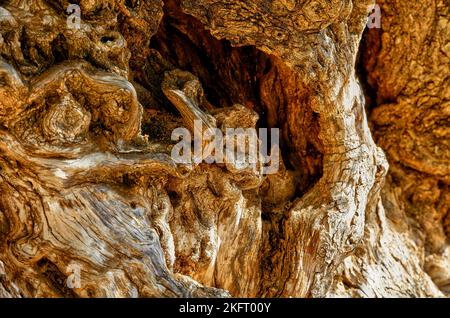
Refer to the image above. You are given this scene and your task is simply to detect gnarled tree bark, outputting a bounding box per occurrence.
[0,0,448,298]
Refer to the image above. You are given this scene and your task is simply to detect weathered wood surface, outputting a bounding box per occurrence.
[0,0,448,297]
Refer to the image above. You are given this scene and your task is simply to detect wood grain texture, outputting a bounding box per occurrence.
[0,0,448,297]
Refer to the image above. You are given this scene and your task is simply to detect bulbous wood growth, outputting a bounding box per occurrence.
[0,0,448,297]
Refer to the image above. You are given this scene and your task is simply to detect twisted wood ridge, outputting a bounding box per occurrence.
[0,0,448,297]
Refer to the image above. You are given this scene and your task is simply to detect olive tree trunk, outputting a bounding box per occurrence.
[0,0,448,298]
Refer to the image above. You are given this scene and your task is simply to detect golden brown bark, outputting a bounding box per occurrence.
[0,0,448,298]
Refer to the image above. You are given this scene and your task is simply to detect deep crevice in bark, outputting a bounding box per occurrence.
[150,0,323,193]
[0,0,447,298]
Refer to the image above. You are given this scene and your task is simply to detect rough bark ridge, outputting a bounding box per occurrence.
[0,0,448,297]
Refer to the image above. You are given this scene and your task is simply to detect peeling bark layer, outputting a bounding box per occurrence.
[0,0,448,298]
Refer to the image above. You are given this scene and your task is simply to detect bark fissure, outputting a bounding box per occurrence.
[0,0,448,298]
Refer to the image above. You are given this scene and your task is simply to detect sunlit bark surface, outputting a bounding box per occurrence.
[0,0,448,298]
